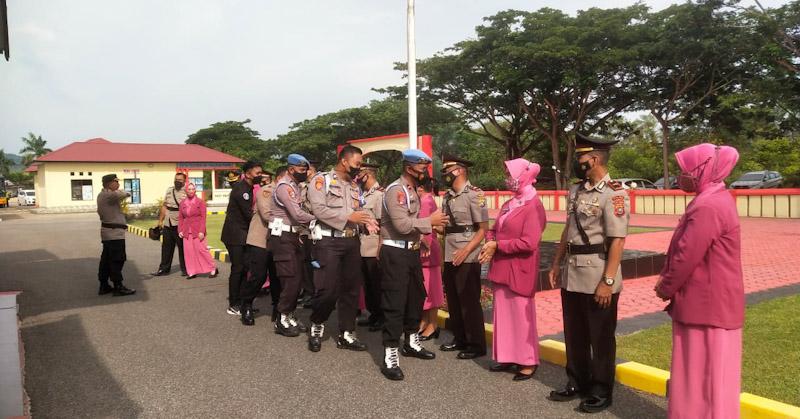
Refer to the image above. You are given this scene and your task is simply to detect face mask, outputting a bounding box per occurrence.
[505,177,520,192]
[345,162,361,179]
[292,171,308,183]
[443,170,457,187]
[174,180,184,189]
[677,173,697,193]
[572,159,591,180]
[252,175,263,185]
[414,168,431,185]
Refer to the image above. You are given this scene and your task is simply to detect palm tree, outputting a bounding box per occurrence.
[19,132,52,166]
[0,149,12,176]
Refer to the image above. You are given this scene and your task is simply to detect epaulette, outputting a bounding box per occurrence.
[468,185,484,194]
[608,180,623,191]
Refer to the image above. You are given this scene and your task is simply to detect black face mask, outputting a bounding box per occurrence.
[443,172,456,188]
[252,175,263,185]
[411,168,431,185]
[573,159,592,180]
[348,165,361,179]
[292,171,308,183]
[174,181,184,189]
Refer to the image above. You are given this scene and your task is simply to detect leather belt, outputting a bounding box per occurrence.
[320,227,359,238]
[102,222,127,229]
[382,239,420,250]
[165,206,179,211]
[445,224,478,234]
[566,243,606,255]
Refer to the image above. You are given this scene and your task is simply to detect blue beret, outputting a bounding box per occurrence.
[287,153,310,167]
[402,149,432,164]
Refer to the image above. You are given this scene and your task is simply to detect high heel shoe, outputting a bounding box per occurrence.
[512,365,538,381]
[209,268,219,278]
[418,327,440,341]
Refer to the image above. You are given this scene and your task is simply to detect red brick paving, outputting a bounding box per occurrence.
[532,213,800,336]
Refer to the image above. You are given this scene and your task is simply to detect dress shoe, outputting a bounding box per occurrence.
[579,395,612,413]
[380,347,404,381]
[209,269,219,278]
[98,283,114,295]
[456,349,486,359]
[287,314,307,333]
[112,285,136,297]
[419,328,440,341]
[548,385,581,402]
[336,331,367,351]
[439,342,467,352]
[308,323,324,352]
[401,333,436,359]
[240,306,255,326]
[489,363,515,372]
[512,366,537,381]
[151,269,170,277]
[275,314,300,337]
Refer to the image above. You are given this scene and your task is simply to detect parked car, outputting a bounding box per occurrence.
[17,189,36,206]
[616,178,658,190]
[654,176,678,189]
[730,171,783,189]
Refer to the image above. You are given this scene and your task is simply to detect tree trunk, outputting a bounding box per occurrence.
[660,121,671,190]
[549,135,562,190]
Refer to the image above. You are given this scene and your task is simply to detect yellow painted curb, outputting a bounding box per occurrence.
[538,339,567,367]
[616,361,670,397]
[741,393,800,419]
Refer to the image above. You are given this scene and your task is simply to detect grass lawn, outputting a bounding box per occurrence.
[128,214,227,251]
[617,294,800,406]
[541,223,664,242]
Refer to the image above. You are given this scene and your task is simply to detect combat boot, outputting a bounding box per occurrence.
[380,347,404,381]
[402,332,436,359]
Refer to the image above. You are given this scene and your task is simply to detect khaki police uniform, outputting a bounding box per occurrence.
[97,188,129,287]
[359,183,384,326]
[306,171,365,333]
[158,185,187,274]
[559,173,629,399]
[240,184,278,314]
[442,180,489,351]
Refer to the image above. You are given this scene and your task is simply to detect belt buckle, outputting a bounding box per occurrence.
[343,228,356,238]
[411,241,420,250]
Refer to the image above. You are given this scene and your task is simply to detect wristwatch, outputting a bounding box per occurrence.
[603,275,615,286]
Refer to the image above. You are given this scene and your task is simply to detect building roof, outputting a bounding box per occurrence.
[35,138,245,164]
[24,164,38,173]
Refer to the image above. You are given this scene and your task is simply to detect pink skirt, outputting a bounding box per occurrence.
[182,235,217,276]
[492,283,539,366]
[668,322,742,419]
[422,264,444,310]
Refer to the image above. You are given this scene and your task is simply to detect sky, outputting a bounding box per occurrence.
[0,0,786,154]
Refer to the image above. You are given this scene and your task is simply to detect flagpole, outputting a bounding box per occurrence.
[407,0,417,149]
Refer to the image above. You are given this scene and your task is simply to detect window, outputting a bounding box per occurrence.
[71,180,93,201]
[88,172,92,176]
[190,177,204,191]
[70,172,75,176]
[79,172,83,176]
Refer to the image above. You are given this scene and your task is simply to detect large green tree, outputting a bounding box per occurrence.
[0,149,13,176]
[19,132,52,166]
[185,119,267,161]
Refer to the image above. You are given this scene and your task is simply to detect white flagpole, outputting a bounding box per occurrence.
[407,0,418,149]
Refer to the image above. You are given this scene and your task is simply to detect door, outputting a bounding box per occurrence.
[124,179,141,204]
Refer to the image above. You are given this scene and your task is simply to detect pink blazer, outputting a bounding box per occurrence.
[658,184,744,329]
[418,193,441,267]
[486,196,546,297]
[178,197,207,238]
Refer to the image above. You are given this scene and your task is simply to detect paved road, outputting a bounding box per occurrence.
[0,212,667,418]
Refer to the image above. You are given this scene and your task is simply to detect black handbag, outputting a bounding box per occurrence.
[148,226,162,240]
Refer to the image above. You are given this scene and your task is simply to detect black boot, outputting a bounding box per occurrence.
[380,347,404,381]
[401,333,435,359]
[548,385,581,402]
[275,314,299,337]
[112,284,136,297]
[308,323,324,352]
[241,304,255,326]
[98,282,114,295]
[335,331,367,351]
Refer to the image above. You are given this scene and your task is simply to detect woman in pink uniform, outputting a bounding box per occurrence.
[417,181,444,340]
[178,183,219,279]
[655,143,743,419]
[479,158,546,381]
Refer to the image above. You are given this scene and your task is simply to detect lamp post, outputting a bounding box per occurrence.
[407,0,417,149]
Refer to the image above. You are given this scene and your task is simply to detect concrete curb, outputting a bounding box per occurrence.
[434,310,800,417]
[126,225,229,263]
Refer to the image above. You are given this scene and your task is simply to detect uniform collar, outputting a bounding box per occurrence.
[448,180,471,196]
[582,173,612,192]
[367,183,381,194]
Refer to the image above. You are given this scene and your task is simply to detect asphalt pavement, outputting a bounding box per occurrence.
[0,211,667,418]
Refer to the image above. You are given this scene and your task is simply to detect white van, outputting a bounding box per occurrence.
[17,189,36,206]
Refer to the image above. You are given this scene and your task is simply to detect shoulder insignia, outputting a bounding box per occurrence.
[396,190,406,206]
[288,188,296,200]
[612,195,625,217]
[261,189,270,198]
[315,176,324,191]
[609,180,623,191]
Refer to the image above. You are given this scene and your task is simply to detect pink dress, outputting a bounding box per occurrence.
[419,193,443,310]
[178,196,217,276]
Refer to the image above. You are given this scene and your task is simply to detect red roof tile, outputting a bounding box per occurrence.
[35,138,245,163]
[24,164,39,172]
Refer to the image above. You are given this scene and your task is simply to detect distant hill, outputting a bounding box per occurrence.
[4,153,26,172]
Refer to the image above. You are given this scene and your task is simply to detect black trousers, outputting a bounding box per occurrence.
[225,244,246,306]
[301,236,315,294]
[443,262,486,349]
[241,245,269,306]
[361,257,384,321]
[309,236,363,332]
[561,289,620,398]
[98,239,126,285]
[158,225,186,273]
[269,232,305,314]
[379,246,426,347]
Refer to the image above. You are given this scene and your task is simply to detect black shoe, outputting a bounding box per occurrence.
[381,347,404,381]
[209,268,219,278]
[440,342,467,352]
[419,328,440,341]
[98,283,114,295]
[579,395,612,413]
[401,333,436,359]
[151,269,170,277]
[512,366,537,381]
[181,271,188,277]
[112,285,136,297]
[187,275,197,279]
[548,385,581,402]
[489,363,516,372]
[308,323,324,352]
[456,349,486,359]
[336,331,367,351]
[241,307,255,326]
[226,305,241,316]
[275,314,300,337]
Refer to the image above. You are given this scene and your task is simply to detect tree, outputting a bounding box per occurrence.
[19,132,52,166]
[185,119,267,162]
[0,149,12,176]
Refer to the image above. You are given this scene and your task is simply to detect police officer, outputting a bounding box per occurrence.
[221,161,263,316]
[547,134,629,414]
[240,170,274,326]
[379,149,449,381]
[96,174,135,296]
[297,158,320,309]
[269,155,316,337]
[152,172,188,276]
[439,154,490,359]
[356,162,385,331]
[306,145,377,353]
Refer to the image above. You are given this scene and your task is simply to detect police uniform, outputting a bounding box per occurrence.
[269,155,316,336]
[440,155,490,357]
[240,175,278,326]
[358,163,385,330]
[378,149,438,381]
[96,174,135,296]
[298,159,321,303]
[156,184,187,275]
[554,134,630,410]
[305,166,366,352]
[221,177,255,312]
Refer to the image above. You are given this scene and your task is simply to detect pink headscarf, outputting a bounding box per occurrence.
[185,182,197,199]
[503,158,540,213]
[675,143,739,194]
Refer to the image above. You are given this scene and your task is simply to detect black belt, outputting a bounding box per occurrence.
[566,243,606,255]
[166,206,179,211]
[102,222,128,229]
[445,224,478,234]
